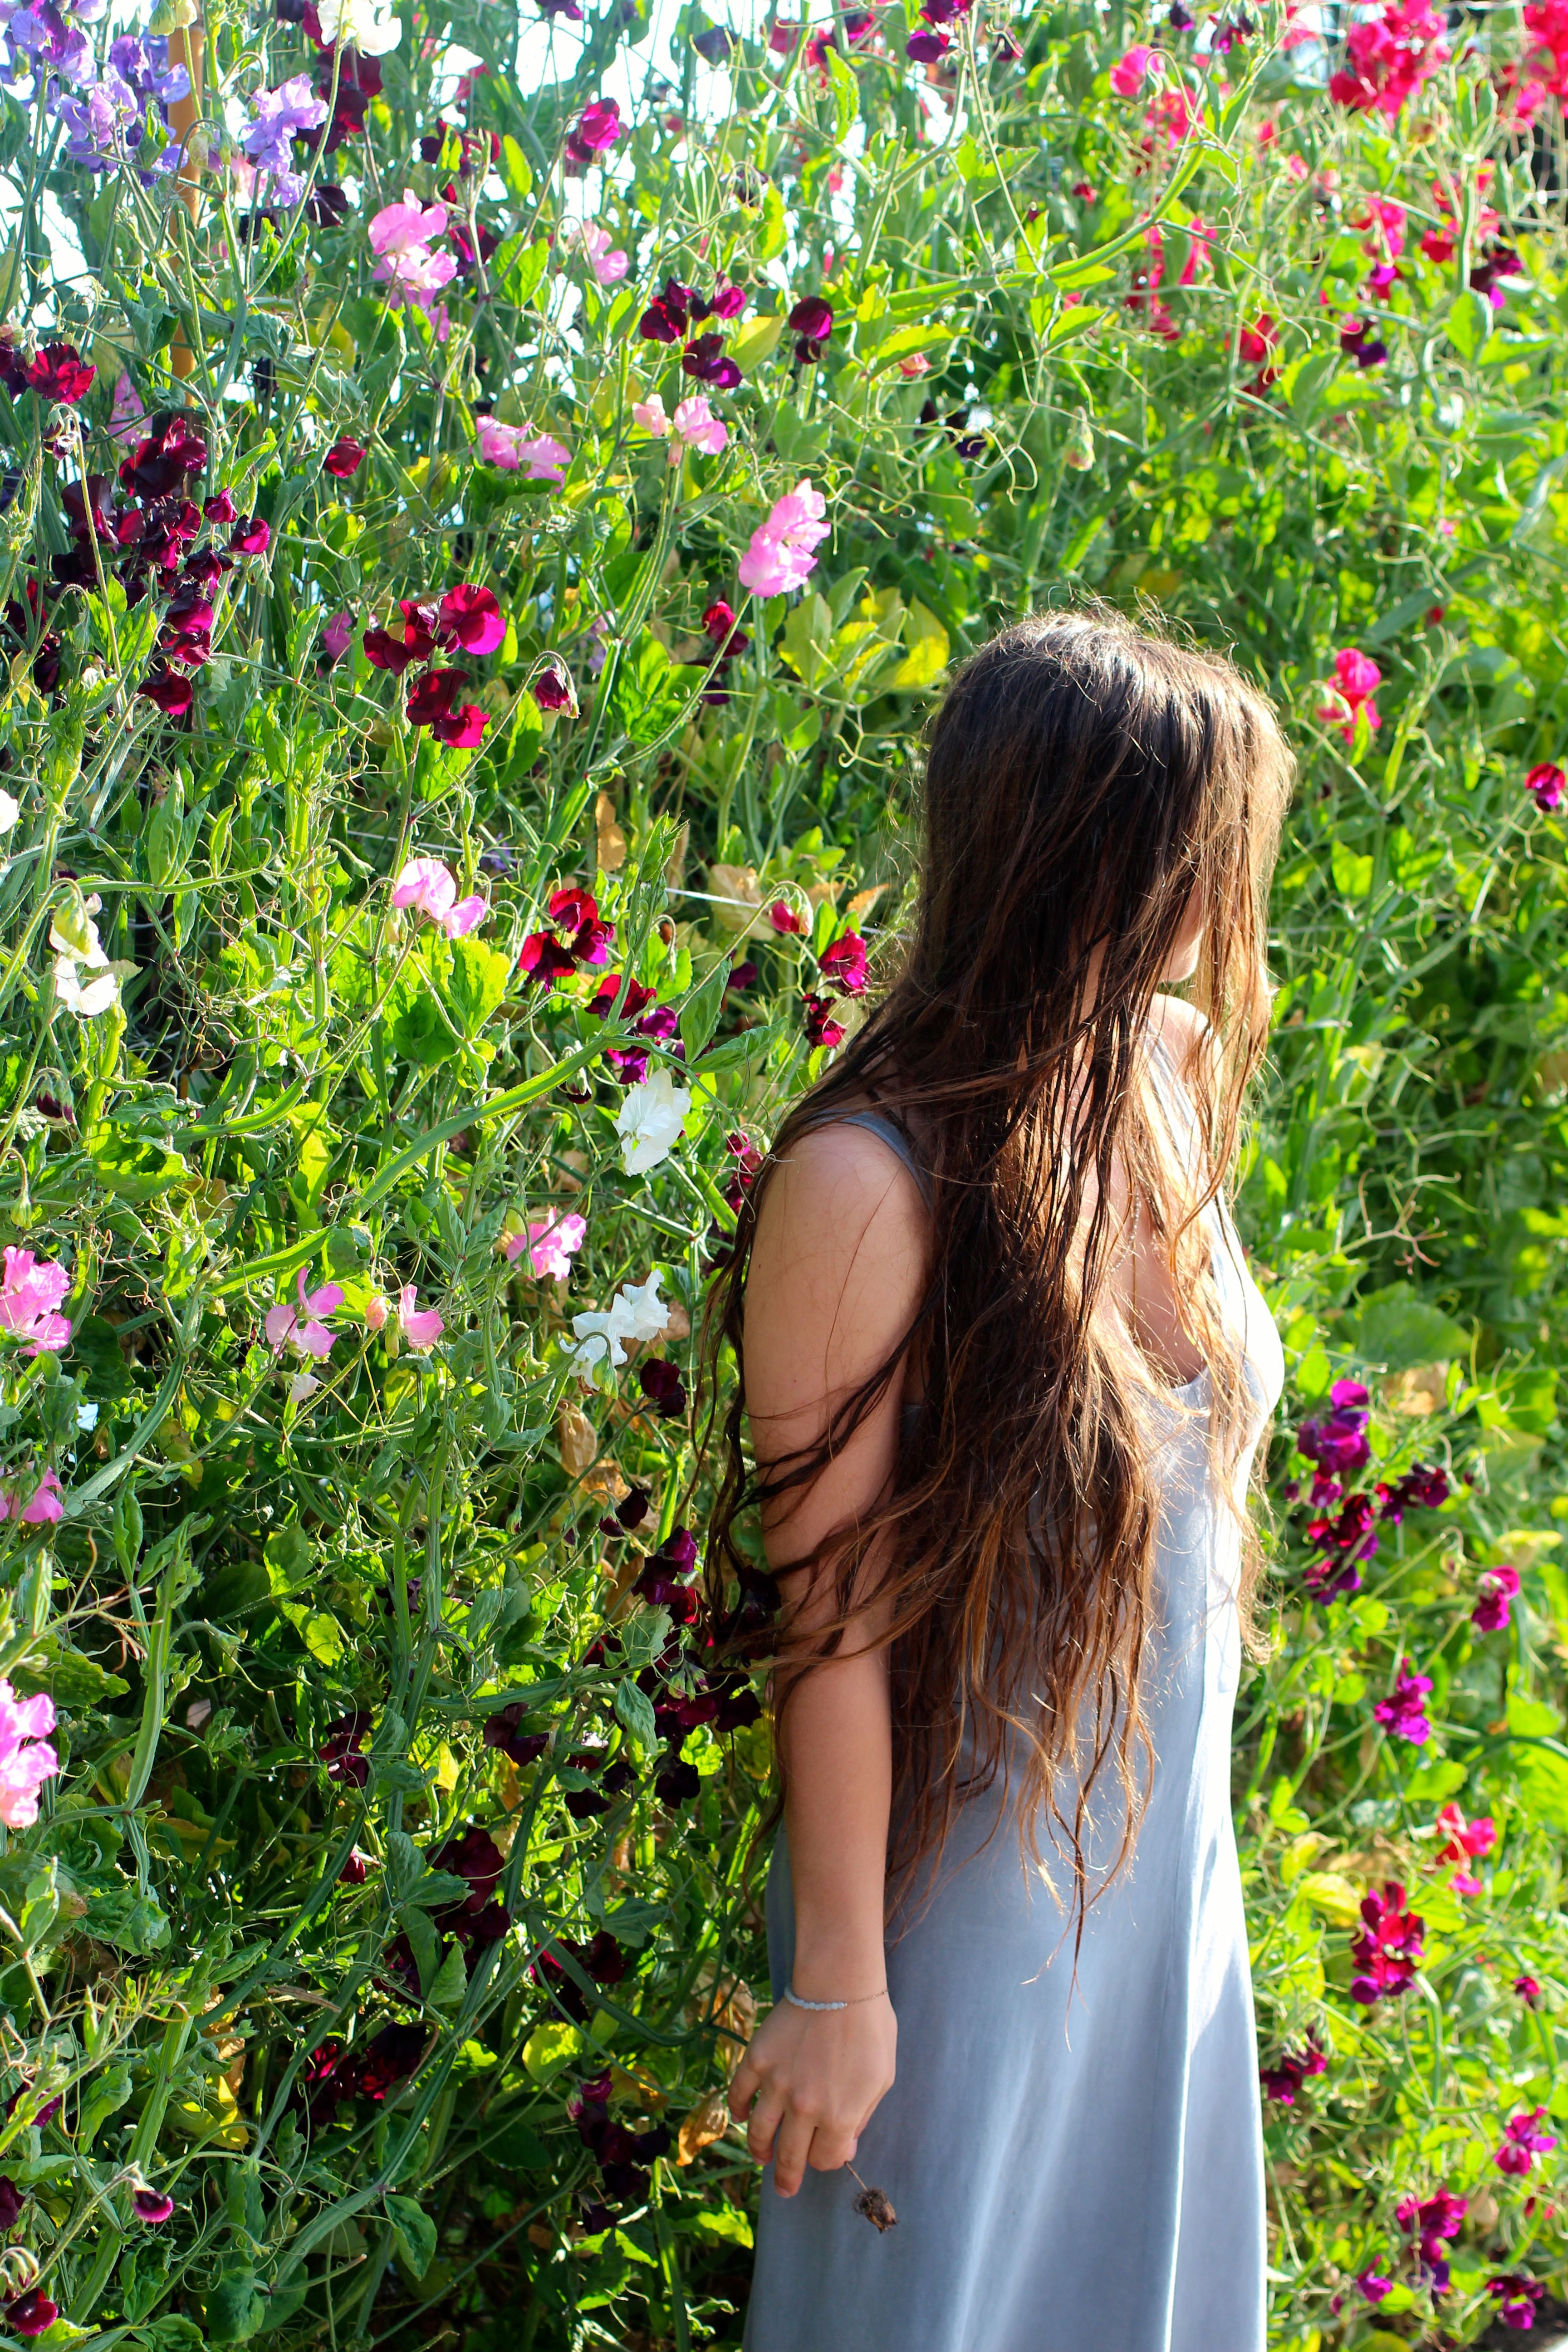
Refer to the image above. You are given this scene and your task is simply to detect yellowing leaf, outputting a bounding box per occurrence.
[729,314,785,374]
[1296,1871,1363,1925]
[303,1612,344,1669]
[890,600,949,691]
[523,2020,582,2081]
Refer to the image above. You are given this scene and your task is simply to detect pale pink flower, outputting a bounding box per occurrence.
[632,393,670,435]
[321,611,353,665]
[475,420,570,481]
[671,395,728,459]
[0,1248,72,1357]
[898,353,931,378]
[364,1293,390,1331]
[391,857,489,937]
[505,1212,588,1279]
[737,478,830,596]
[109,369,145,444]
[368,192,458,312]
[395,1285,444,1350]
[1110,43,1156,94]
[0,1681,57,1827]
[563,220,629,284]
[0,1469,65,1529]
[265,1266,344,1359]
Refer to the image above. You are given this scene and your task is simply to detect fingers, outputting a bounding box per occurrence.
[727,2052,761,2126]
[745,2086,786,2168]
[807,2126,858,2174]
[771,2108,817,2198]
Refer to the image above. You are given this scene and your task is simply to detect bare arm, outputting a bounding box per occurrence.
[727,1125,926,2197]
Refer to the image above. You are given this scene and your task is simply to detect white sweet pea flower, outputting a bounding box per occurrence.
[0,790,20,834]
[315,0,402,50]
[287,1372,322,1406]
[569,1268,670,1375]
[615,1068,692,1176]
[53,955,119,1018]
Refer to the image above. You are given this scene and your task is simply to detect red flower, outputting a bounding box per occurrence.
[769,901,807,935]
[363,601,438,674]
[138,663,194,715]
[27,343,94,403]
[406,667,467,727]
[1238,312,1278,366]
[803,994,846,1049]
[818,931,868,995]
[323,436,366,478]
[4,2289,58,2338]
[519,932,580,986]
[1260,2036,1327,2104]
[430,702,489,749]
[230,517,270,555]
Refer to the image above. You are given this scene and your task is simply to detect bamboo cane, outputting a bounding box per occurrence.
[165,11,205,382]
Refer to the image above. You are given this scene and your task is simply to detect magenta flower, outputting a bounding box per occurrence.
[0,1470,65,1529]
[27,343,94,404]
[737,478,830,597]
[391,857,488,938]
[1496,2108,1556,2176]
[519,886,616,987]
[505,1214,588,1279]
[1317,646,1383,742]
[1329,0,1449,119]
[1434,1801,1495,1893]
[323,437,366,478]
[907,24,950,59]
[769,901,807,935]
[0,1247,72,1356]
[0,1682,57,1828]
[1526,761,1565,813]
[4,2290,59,2339]
[1356,2268,1394,2302]
[475,419,569,480]
[1110,42,1156,93]
[204,488,237,525]
[819,931,869,995]
[265,1267,344,1360]
[1351,1880,1425,2003]
[1474,1562,1521,1632]
[532,660,577,714]
[1516,1975,1544,2004]
[1374,1661,1432,1745]
[566,97,622,166]
[321,611,353,666]
[437,583,506,655]
[1396,2186,1467,2289]
[1488,2274,1546,2328]
[1297,1376,1370,1478]
[132,2188,175,2224]
[803,994,846,1050]
[230,518,270,556]
[1259,2036,1327,2104]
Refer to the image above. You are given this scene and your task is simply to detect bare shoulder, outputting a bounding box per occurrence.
[1150,992,1220,1081]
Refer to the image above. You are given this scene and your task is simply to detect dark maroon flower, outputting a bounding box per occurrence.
[803,994,846,1050]
[1339,316,1388,368]
[484,1704,549,1768]
[726,959,757,994]
[0,2177,24,2231]
[906,24,949,58]
[789,295,834,368]
[1351,1881,1424,2004]
[818,931,868,995]
[0,338,26,398]
[406,666,467,727]
[429,1825,505,1915]
[519,932,579,987]
[133,2188,175,2224]
[430,703,489,749]
[1379,1462,1450,1515]
[137,663,194,716]
[681,332,742,390]
[711,280,746,319]
[656,1753,701,1807]
[338,1847,375,1884]
[119,413,208,501]
[323,436,365,478]
[318,1711,372,1788]
[355,2022,426,2102]
[533,659,575,711]
[1260,2036,1326,2104]
[181,547,232,591]
[4,2289,58,2338]
[363,600,438,673]
[638,297,684,344]
[638,1357,687,1419]
[61,475,115,544]
[230,517,270,555]
[1488,2274,1546,2329]
[28,343,94,403]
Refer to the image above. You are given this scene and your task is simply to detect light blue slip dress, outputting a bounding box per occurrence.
[744,1043,1284,2352]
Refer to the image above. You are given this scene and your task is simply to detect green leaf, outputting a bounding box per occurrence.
[614,1677,659,1755]
[202,2272,266,2344]
[385,2193,438,2278]
[679,959,731,1063]
[729,313,784,373]
[426,1938,469,2013]
[499,133,533,202]
[444,937,512,1039]
[1446,288,1490,360]
[607,632,689,747]
[1353,1284,1468,1372]
[496,234,549,308]
[757,184,787,261]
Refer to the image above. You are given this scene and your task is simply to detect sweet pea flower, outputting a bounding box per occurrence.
[1433,1801,1495,1894]
[323,437,366,478]
[315,0,403,51]
[321,611,353,666]
[562,220,628,283]
[565,98,622,167]
[1474,1562,1521,1632]
[0,1469,65,1529]
[1526,761,1565,813]
[1110,42,1156,93]
[369,191,457,310]
[819,931,868,995]
[0,1247,71,1356]
[1374,1660,1433,1744]
[505,1213,588,1279]
[287,1372,321,1406]
[240,74,328,204]
[1516,1974,1544,2004]
[615,1068,692,1176]
[1259,2036,1327,2104]
[391,857,489,937]
[632,393,670,435]
[1317,647,1382,742]
[1488,2275,1546,2328]
[0,1681,57,1828]
[670,394,728,460]
[1351,1880,1425,2003]
[1355,2269,1394,2302]
[265,1267,344,1360]
[132,2188,176,2224]
[737,478,830,597]
[570,1268,671,1372]
[392,1285,444,1352]
[1396,2187,1467,2288]
[475,419,569,480]
[1496,2108,1556,2176]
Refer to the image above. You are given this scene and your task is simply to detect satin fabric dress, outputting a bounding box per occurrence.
[744,1056,1284,2352]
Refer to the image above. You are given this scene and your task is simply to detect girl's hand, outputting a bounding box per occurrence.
[729,1995,897,2197]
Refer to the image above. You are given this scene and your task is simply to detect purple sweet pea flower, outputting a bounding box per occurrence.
[1373,1659,1433,1745]
[1296,1377,1371,1478]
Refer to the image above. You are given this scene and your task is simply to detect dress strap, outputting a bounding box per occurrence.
[793,1106,933,1204]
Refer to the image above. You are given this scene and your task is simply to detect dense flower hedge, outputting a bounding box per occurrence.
[0,0,1557,2342]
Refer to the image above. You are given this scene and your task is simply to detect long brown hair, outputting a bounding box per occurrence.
[702,607,1294,1916]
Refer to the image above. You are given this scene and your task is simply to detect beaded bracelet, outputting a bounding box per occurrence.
[782,1984,888,2013]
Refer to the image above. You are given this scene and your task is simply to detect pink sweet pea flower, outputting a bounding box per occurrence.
[0,1681,57,1826]
[632,394,670,435]
[1496,2107,1556,2175]
[1317,646,1382,742]
[1110,42,1156,93]
[563,220,629,283]
[265,1266,344,1359]
[737,478,830,597]
[369,190,451,264]
[391,857,489,936]
[1433,1800,1496,1894]
[0,1469,65,1528]
[364,1294,390,1332]
[395,1285,445,1351]
[321,611,353,666]
[0,1247,72,1356]
[1473,1562,1521,1631]
[505,1212,588,1279]
[671,395,728,459]
[475,420,570,480]
[1526,761,1565,813]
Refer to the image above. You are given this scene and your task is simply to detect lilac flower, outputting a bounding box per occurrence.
[1373,1660,1433,1745]
[240,72,328,208]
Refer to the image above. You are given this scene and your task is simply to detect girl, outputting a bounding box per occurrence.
[708,610,1294,2351]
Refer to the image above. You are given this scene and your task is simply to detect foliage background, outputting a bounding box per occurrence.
[0,0,1561,2343]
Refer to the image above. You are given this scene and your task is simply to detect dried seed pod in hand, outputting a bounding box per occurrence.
[849,2166,897,2231]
